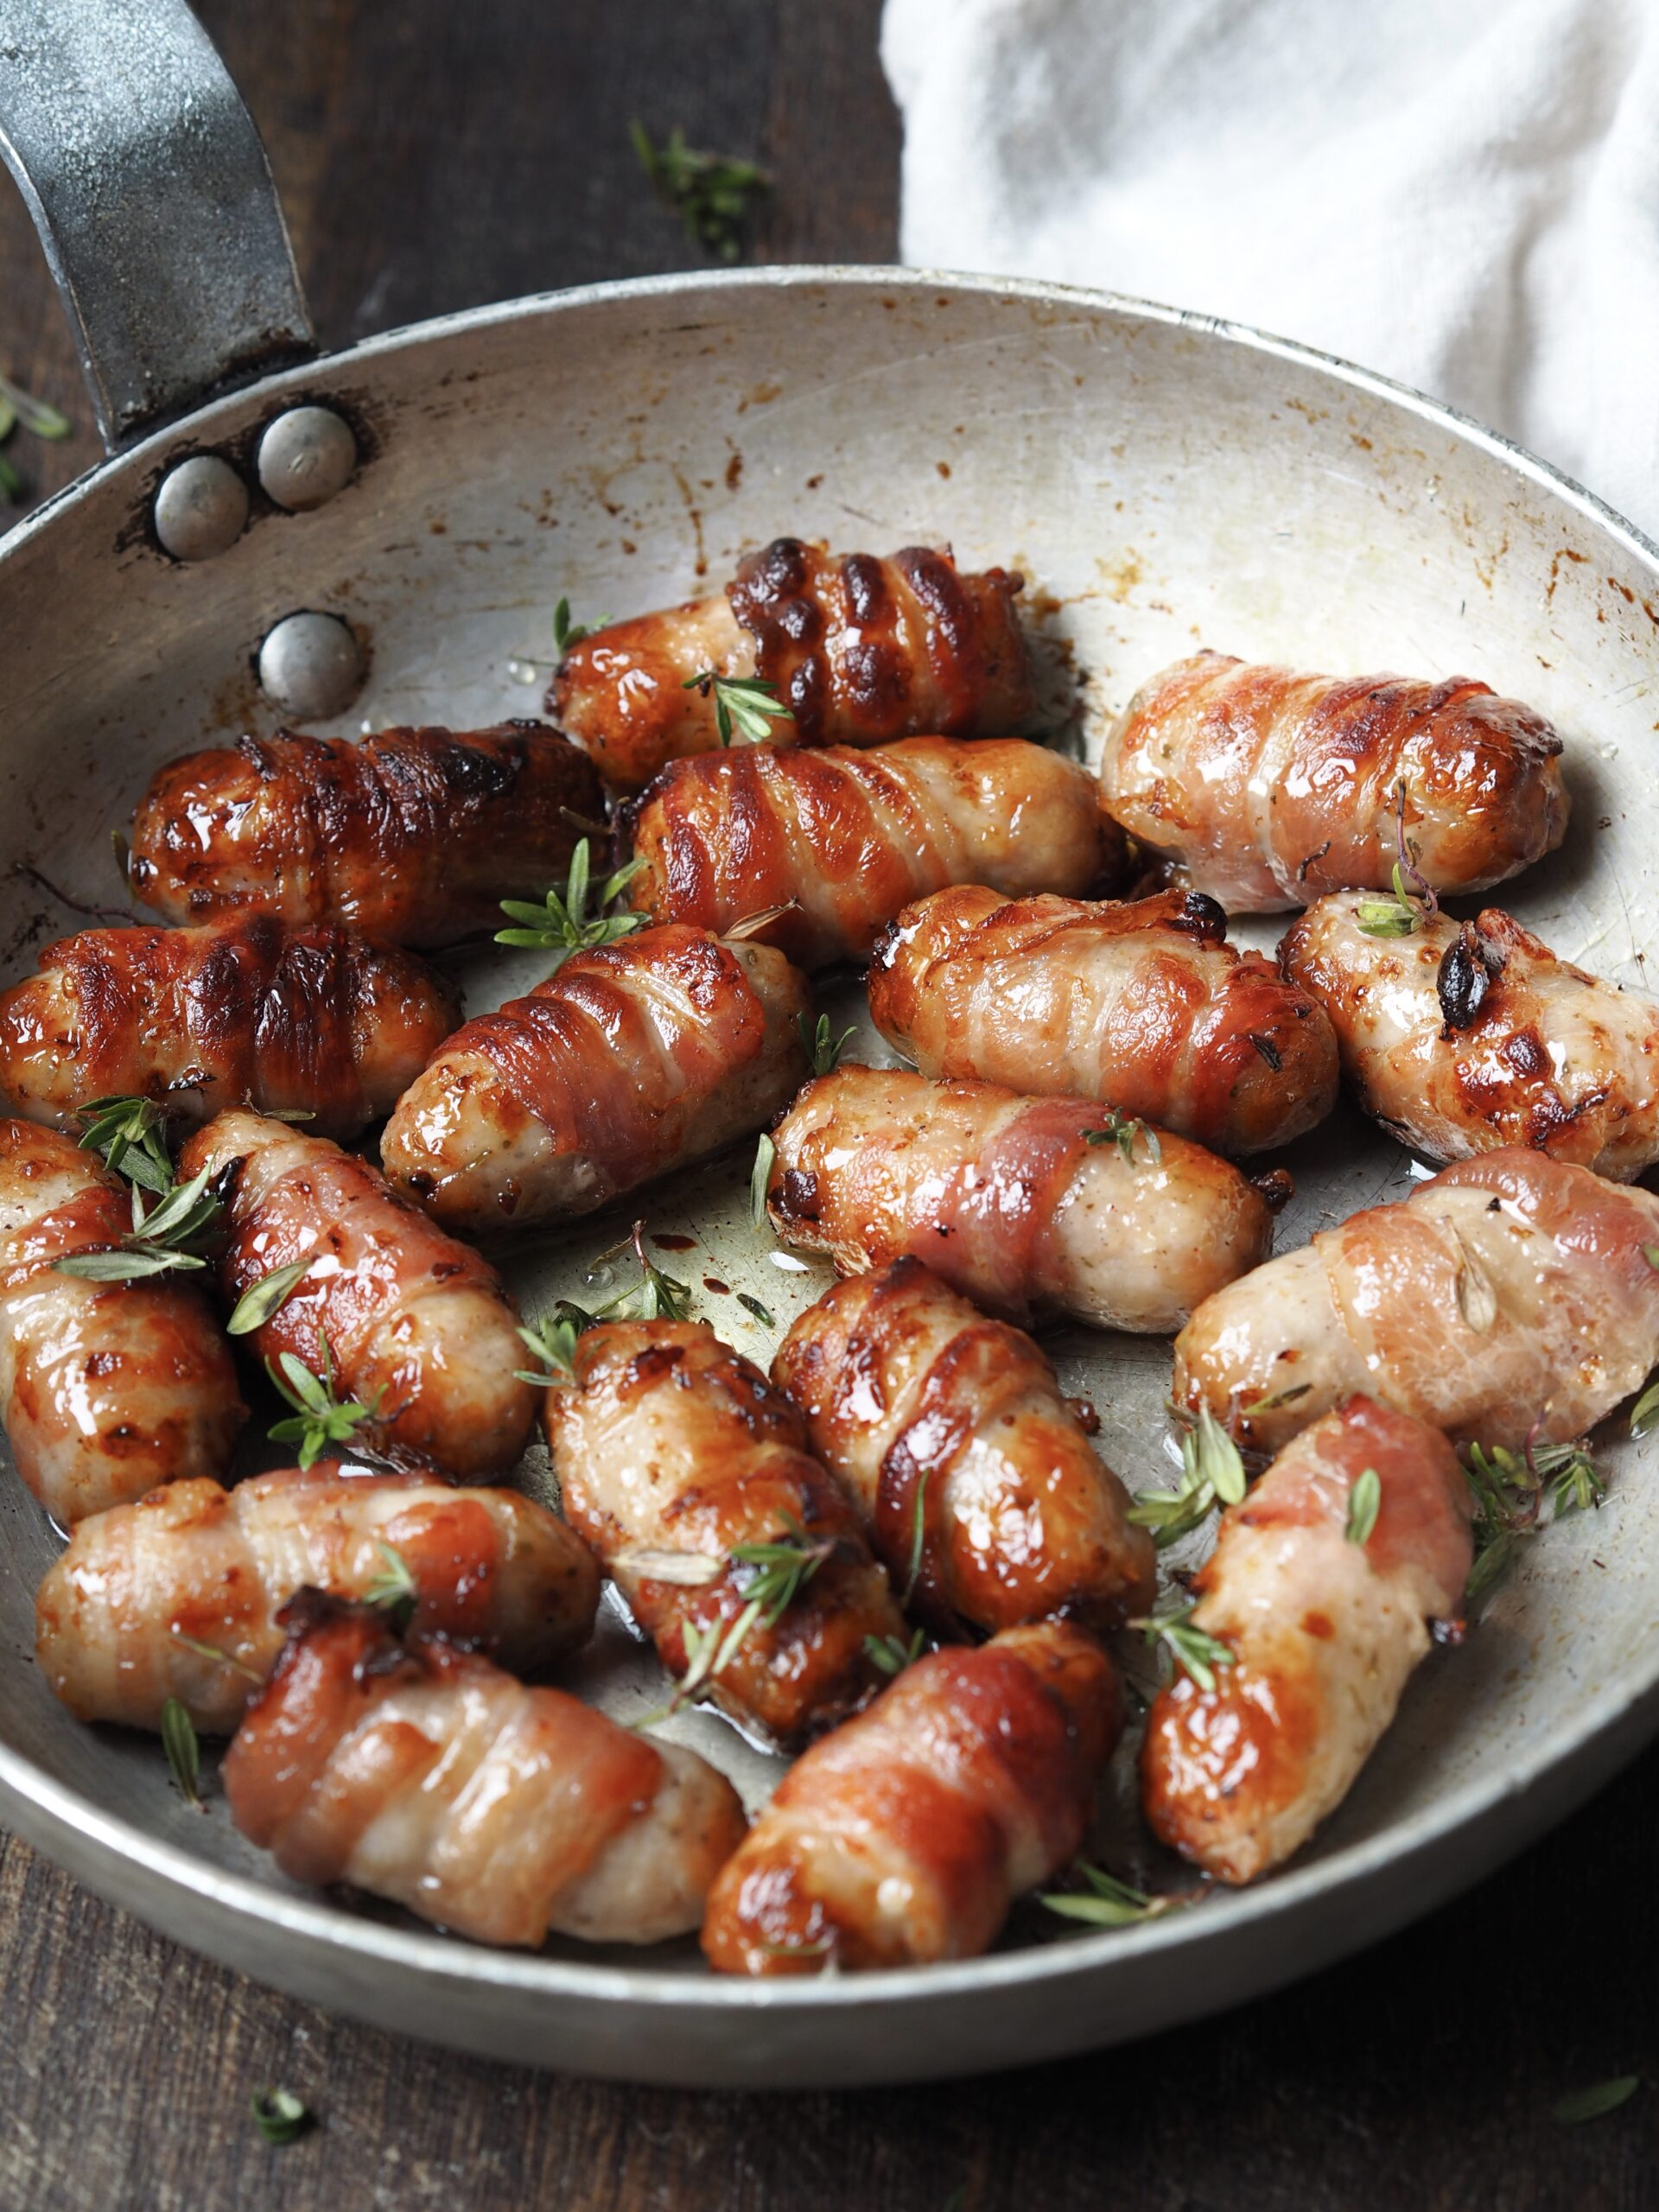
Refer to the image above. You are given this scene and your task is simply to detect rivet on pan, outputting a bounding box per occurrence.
[152,454,250,562]
[257,612,365,721]
[257,406,359,512]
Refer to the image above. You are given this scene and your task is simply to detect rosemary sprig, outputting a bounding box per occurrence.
[1039,1863,1177,1930]
[170,1630,264,1685]
[364,1540,417,1632]
[266,1333,383,1468]
[251,2088,314,2145]
[631,122,770,261]
[1128,1404,1247,1549]
[227,1258,312,1337]
[682,670,795,747]
[1084,1106,1162,1166]
[864,1627,926,1678]
[902,1472,930,1605]
[494,838,647,968]
[1130,1600,1236,1693]
[1345,1465,1382,1547]
[75,1093,175,1195]
[799,1012,856,1079]
[161,1697,201,1809]
[54,1162,227,1283]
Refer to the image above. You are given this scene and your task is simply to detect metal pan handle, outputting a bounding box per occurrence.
[0,0,315,452]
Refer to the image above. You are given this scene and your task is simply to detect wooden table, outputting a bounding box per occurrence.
[1,5,1655,2205]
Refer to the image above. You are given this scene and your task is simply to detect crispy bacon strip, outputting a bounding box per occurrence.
[627,739,1122,969]
[0,917,460,1141]
[1100,653,1568,912]
[702,1620,1118,1974]
[179,1109,535,1478]
[544,1319,905,1750]
[127,721,602,947]
[1141,1397,1471,1885]
[224,1596,747,1947]
[0,1118,244,1522]
[870,884,1338,1153]
[1174,1146,1659,1453]
[550,539,1034,793]
[773,1259,1154,1633]
[1281,894,1659,1181]
[380,924,810,1231]
[36,1459,599,1732]
[766,1065,1276,1333]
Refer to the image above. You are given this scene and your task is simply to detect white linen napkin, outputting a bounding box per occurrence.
[881,0,1659,537]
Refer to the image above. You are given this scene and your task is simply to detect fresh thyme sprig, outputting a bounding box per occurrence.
[0,371,71,505]
[1039,1863,1179,1931]
[266,1332,383,1468]
[54,1162,228,1283]
[516,1230,692,1391]
[75,1094,175,1194]
[631,122,770,262]
[495,838,647,969]
[514,1301,595,1388]
[1130,1599,1236,1693]
[1354,861,1425,940]
[1462,1429,1605,1604]
[1632,1363,1659,1440]
[1083,1105,1162,1167]
[682,669,795,747]
[863,1627,926,1678]
[799,1012,856,1079]
[1128,1404,1248,1548]
[364,1540,418,1633]
[635,1518,840,1724]
[620,1221,694,1321]
[161,1696,201,1809]
[1345,1465,1382,1547]
[554,596,608,655]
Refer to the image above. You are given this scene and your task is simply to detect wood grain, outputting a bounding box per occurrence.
[2,4,1656,2209]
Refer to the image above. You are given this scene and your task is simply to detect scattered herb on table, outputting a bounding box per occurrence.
[251,2088,315,2145]
[631,122,770,262]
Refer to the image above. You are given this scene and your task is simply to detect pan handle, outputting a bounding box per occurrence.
[0,0,315,452]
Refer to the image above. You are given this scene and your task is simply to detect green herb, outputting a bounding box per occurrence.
[1345,1465,1382,1547]
[251,2088,314,2145]
[1552,2076,1639,2126]
[170,1630,264,1684]
[864,1627,926,1678]
[494,838,647,968]
[514,1301,594,1388]
[1039,1863,1175,1929]
[364,1541,417,1633]
[54,1161,226,1283]
[799,1012,856,1079]
[751,1133,776,1229]
[1632,1372,1659,1440]
[631,122,770,262]
[639,1520,839,1724]
[902,1471,930,1605]
[161,1696,200,1808]
[1355,861,1423,939]
[682,669,795,747]
[735,1291,775,1328]
[0,372,71,505]
[1128,1404,1247,1549]
[1461,1432,1605,1605]
[1241,1382,1313,1418]
[1083,1105,1162,1166]
[75,1094,175,1195]
[1131,1600,1236,1693]
[553,596,610,655]
[227,1258,312,1337]
[1643,1246,1659,1270]
[760,1936,835,1961]
[621,1220,694,1321]
[266,1333,383,1468]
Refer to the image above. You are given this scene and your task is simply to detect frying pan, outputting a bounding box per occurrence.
[2,0,1656,2092]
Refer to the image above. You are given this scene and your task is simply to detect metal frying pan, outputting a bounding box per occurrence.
[2,0,1656,2092]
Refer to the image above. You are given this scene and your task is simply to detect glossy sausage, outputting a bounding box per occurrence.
[0,917,461,1141]
[380,925,810,1231]
[36,1459,600,1732]
[870,884,1338,1153]
[128,721,602,946]
[179,1109,535,1478]
[550,538,1034,793]
[1141,1396,1471,1885]
[772,1258,1155,1633]
[1281,894,1659,1181]
[224,1594,747,1947]
[765,1065,1277,1333]
[626,738,1123,969]
[701,1620,1118,1974]
[1100,653,1569,912]
[0,1118,244,1522]
[1173,1147,1659,1454]
[543,1319,905,1750]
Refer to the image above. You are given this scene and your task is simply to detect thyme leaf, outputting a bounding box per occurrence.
[1354,861,1424,939]
[751,1132,776,1230]
[1039,1863,1177,1929]
[1345,1465,1382,1547]
[227,1258,312,1337]
[798,1012,857,1079]
[1128,1404,1247,1548]
[1083,1105,1162,1166]
[75,1093,175,1194]
[1130,1600,1236,1693]
[364,1540,418,1633]
[266,1332,382,1468]
[514,1301,595,1388]
[682,669,795,747]
[54,1160,228,1283]
[161,1696,201,1808]
[494,837,647,967]
[864,1627,926,1678]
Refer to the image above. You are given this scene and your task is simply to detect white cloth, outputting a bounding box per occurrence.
[881,0,1659,538]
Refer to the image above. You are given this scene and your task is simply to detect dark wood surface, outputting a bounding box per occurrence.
[1,5,1655,2206]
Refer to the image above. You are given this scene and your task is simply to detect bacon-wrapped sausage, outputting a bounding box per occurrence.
[380,925,810,1232]
[1141,1396,1471,1885]
[127,721,601,947]
[1100,653,1569,912]
[702,1620,1118,1974]
[179,1109,534,1478]
[870,885,1338,1154]
[544,1319,905,1750]
[0,918,460,1141]
[1281,895,1659,1181]
[765,1065,1276,1333]
[551,539,1034,794]
[626,739,1123,970]
[773,1259,1154,1633]
[0,1118,244,1522]
[224,1595,747,1947]
[36,1459,599,1732]
[1174,1147,1659,1454]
